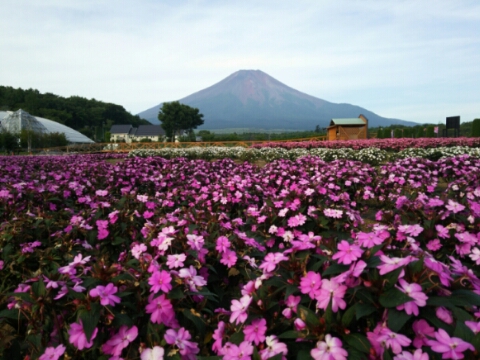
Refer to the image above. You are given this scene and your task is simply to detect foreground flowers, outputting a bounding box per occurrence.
[1,153,479,359]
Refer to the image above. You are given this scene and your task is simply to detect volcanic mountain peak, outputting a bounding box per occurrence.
[138,70,416,130]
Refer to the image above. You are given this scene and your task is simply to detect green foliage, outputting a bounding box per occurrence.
[426,126,435,138]
[472,119,480,137]
[0,86,150,132]
[19,130,68,149]
[158,102,204,142]
[0,129,19,152]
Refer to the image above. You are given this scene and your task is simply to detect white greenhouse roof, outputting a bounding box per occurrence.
[0,110,94,143]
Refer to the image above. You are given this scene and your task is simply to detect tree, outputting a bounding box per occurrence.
[158,102,204,142]
[472,119,480,137]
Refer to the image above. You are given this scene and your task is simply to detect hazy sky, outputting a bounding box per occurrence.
[1,0,479,124]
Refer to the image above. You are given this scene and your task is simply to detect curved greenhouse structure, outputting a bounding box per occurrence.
[0,109,94,144]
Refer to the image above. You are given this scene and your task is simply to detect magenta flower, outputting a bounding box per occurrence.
[260,335,288,360]
[131,243,147,259]
[395,279,428,316]
[220,249,237,268]
[436,307,454,324]
[299,271,322,299]
[311,334,348,360]
[212,321,226,354]
[412,319,435,348]
[282,295,301,319]
[332,240,363,265]
[96,219,109,240]
[0,260,4,270]
[148,270,172,293]
[315,278,347,312]
[166,253,186,269]
[89,283,121,306]
[222,341,254,360]
[376,328,412,354]
[259,252,288,273]
[68,320,98,350]
[427,328,474,359]
[393,349,429,360]
[465,320,480,334]
[377,255,413,275]
[164,327,199,359]
[230,295,252,324]
[145,293,177,327]
[39,344,66,360]
[141,346,165,360]
[243,318,267,345]
[356,231,386,248]
[445,199,466,213]
[102,325,138,356]
[216,236,231,252]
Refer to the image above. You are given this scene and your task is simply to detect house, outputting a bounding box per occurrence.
[110,125,135,142]
[327,115,368,141]
[130,125,165,142]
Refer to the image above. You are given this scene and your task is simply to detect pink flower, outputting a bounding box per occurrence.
[230,295,252,324]
[377,255,413,275]
[216,236,231,252]
[212,321,226,353]
[412,319,435,348]
[0,260,3,270]
[465,320,480,334]
[426,239,442,251]
[243,318,267,345]
[164,327,199,359]
[436,307,454,324]
[435,224,450,239]
[222,341,254,360]
[311,334,348,360]
[131,243,147,259]
[356,231,386,248]
[141,346,165,360]
[323,208,343,218]
[220,249,237,268]
[145,293,177,327]
[166,253,186,269]
[395,279,428,316]
[259,252,288,273]
[68,320,98,350]
[377,328,412,354]
[427,328,474,359]
[282,295,301,319]
[393,349,429,360]
[299,271,322,299]
[315,278,347,312]
[260,335,288,360]
[148,270,172,294]
[445,199,465,213]
[102,325,138,356]
[332,240,363,265]
[186,234,204,250]
[89,283,121,306]
[39,344,66,360]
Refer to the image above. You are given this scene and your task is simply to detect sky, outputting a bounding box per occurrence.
[1,0,479,124]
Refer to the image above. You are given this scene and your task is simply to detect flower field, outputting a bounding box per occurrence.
[0,143,480,359]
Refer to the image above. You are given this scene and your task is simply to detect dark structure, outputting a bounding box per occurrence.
[443,116,460,137]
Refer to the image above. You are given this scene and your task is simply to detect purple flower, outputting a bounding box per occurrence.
[141,346,164,360]
[427,328,474,359]
[39,344,66,360]
[166,253,186,269]
[332,240,363,265]
[395,279,428,316]
[102,325,138,356]
[445,199,465,213]
[311,334,348,360]
[220,249,237,268]
[222,341,254,360]
[412,319,435,348]
[377,255,413,275]
[315,278,347,312]
[145,293,177,327]
[243,318,267,345]
[393,349,429,360]
[68,320,98,350]
[259,335,288,360]
[89,283,121,306]
[230,295,252,324]
[299,271,322,299]
[148,270,172,294]
[164,327,199,359]
[258,252,288,273]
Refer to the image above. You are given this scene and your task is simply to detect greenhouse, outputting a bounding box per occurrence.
[0,109,94,143]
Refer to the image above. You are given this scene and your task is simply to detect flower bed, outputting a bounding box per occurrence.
[129,146,480,166]
[0,154,480,359]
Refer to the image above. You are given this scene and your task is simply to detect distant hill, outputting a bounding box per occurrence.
[138,70,417,130]
[0,86,150,140]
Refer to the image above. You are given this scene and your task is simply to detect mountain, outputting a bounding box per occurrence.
[138,70,417,130]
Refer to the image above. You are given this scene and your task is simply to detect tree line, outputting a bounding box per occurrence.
[0,86,150,140]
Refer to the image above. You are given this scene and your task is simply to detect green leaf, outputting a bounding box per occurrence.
[32,278,46,297]
[379,288,412,308]
[78,303,101,342]
[471,332,480,353]
[183,309,206,335]
[365,255,381,268]
[298,305,320,327]
[383,267,404,289]
[342,304,357,327]
[450,290,480,307]
[344,333,371,354]
[112,313,134,328]
[278,330,302,339]
[387,309,411,332]
[356,303,377,320]
[453,320,474,342]
[112,236,126,245]
[322,263,350,277]
[168,286,185,300]
[0,308,21,320]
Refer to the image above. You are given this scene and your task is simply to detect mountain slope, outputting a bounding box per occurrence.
[139,70,416,130]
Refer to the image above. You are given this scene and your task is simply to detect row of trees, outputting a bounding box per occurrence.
[0,129,68,153]
[0,86,150,139]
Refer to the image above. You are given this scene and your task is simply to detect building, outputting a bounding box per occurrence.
[110,124,166,142]
[0,109,94,143]
[110,125,136,142]
[131,125,165,142]
[327,115,368,141]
